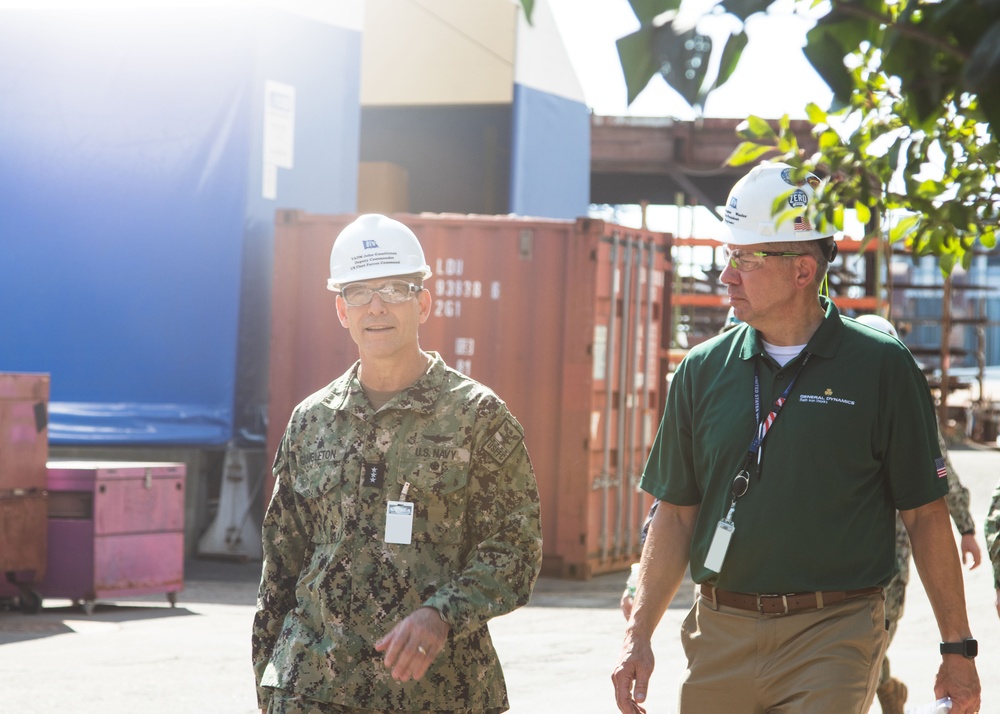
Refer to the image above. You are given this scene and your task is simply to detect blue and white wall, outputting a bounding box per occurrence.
[511,0,590,219]
[358,0,589,219]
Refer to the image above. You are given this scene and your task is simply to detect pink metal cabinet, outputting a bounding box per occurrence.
[39,461,185,613]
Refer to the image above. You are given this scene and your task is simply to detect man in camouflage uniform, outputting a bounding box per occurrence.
[877,427,982,714]
[986,477,1000,620]
[252,214,543,714]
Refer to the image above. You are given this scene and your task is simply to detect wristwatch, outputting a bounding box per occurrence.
[940,638,978,658]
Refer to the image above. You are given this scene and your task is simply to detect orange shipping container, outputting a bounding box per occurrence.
[266,212,672,578]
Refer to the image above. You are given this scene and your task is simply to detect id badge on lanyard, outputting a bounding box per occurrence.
[704,353,811,574]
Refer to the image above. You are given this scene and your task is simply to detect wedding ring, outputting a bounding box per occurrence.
[417,645,427,655]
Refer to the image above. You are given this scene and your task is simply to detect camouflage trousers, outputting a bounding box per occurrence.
[880,513,912,684]
[265,689,505,714]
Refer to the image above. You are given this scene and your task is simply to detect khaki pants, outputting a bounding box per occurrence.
[679,593,888,713]
[265,689,503,714]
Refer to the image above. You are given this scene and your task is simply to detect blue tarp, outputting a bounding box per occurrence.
[0,8,360,444]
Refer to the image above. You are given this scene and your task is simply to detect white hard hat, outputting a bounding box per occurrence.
[327,214,432,291]
[854,313,898,339]
[721,162,828,245]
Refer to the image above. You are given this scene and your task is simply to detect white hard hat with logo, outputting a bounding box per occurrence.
[721,162,828,245]
[327,214,433,291]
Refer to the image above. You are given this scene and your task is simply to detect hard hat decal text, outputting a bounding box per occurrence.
[363,239,379,249]
[349,251,404,271]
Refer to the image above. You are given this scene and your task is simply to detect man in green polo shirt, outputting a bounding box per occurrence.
[611,162,981,714]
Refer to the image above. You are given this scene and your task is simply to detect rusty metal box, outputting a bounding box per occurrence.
[266,212,672,578]
[0,373,50,583]
[33,461,186,611]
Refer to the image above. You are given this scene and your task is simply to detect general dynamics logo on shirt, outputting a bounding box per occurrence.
[799,388,856,406]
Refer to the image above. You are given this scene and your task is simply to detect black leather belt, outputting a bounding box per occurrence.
[700,583,884,615]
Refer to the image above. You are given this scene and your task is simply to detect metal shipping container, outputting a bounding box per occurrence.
[0,372,50,609]
[266,212,672,578]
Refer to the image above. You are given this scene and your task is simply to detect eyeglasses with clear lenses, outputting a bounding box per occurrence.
[723,247,805,272]
[341,280,422,306]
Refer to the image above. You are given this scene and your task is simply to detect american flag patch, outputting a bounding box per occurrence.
[935,456,947,478]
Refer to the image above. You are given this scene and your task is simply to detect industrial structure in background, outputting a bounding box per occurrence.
[592,114,1000,445]
[1,0,997,592]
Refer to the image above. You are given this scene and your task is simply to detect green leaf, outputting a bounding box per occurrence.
[804,12,876,106]
[889,214,921,243]
[625,0,682,25]
[714,30,749,89]
[961,247,975,271]
[719,0,772,23]
[726,141,775,166]
[519,0,534,24]
[938,251,957,275]
[981,227,997,249]
[855,202,872,226]
[738,115,778,142]
[651,22,713,108]
[963,21,1000,134]
[818,130,840,150]
[617,28,659,105]
[806,103,828,125]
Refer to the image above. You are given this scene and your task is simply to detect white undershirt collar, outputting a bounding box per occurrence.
[761,340,807,367]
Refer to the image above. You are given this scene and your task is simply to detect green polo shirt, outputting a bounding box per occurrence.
[640,298,947,593]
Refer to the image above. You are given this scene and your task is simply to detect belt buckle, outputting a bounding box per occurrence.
[755,593,789,615]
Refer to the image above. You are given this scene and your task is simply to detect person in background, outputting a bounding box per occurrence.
[854,314,982,714]
[986,478,1000,619]
[252,214,543,714]
[612,162,980,714]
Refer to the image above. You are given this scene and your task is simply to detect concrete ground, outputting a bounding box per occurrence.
[2,445,997,714]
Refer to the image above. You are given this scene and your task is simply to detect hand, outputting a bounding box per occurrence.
[995,588,999,621]
[620,590,633,620]
[374,606,450,682]
[959,534,981,569]
[934,656,980,714]
[612,632,655,714]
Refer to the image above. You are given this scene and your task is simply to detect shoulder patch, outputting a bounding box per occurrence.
[483,415,523,465]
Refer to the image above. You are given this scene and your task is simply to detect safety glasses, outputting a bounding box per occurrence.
[724,248,805,272]
[340,280,422,306]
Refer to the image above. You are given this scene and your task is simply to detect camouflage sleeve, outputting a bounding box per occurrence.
[422,406,543,640]
[986,478,1000,589]
[938,427,975,534]
[251,433,309,709]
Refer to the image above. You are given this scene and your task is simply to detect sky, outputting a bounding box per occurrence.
[547,0,833,120]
